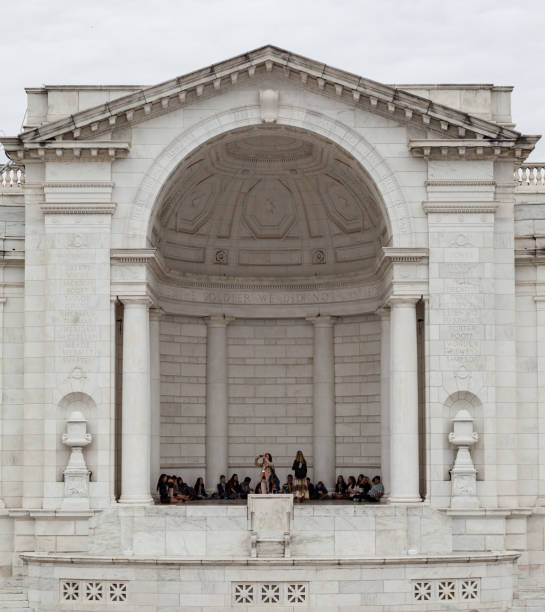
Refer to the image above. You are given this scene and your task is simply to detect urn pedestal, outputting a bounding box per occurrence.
[448,409,480,509]
[61,411,92,511]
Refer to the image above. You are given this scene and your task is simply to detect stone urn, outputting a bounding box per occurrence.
[448,409,479,509]
[61,411,92,510]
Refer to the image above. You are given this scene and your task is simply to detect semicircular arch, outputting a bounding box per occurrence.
[124,104,413,249]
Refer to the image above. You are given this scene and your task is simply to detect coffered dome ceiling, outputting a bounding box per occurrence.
[152,126,390,278]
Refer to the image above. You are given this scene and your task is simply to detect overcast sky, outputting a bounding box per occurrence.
[1,0,544,162]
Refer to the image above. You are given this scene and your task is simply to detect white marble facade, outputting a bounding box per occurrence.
[0,46,545,610]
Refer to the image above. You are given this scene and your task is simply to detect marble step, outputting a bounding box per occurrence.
[512,592,545,611]
[0,586,29,609]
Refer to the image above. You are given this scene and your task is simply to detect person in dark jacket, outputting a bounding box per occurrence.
[315,481,329,500]
[216,474,228,499]
[226,474,241,499]
[157,474,170,504]
[193,477,207,499]
[292,450,308,502]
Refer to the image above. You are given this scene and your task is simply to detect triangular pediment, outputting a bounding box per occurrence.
[2,45,539,162]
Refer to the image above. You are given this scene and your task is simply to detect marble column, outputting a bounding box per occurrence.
[205,316,232,491]
[109,297,117,504]
[389,297,421,503]
[308,315,336,489]
[118,297,153,505]
[149,308,162,496]
[378,308,391,498]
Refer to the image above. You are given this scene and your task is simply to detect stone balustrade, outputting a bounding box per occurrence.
[515,163,545,186]
[0,165,24,188]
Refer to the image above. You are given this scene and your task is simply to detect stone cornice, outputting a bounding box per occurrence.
[18,550,521,565]
[40,202,117,215]
[422,200,499,214]
[409,138,538,161]
[2,141,129,163]
[4,46,532,156]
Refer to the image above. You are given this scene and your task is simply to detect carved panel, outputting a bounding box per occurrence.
[176,175,219,234]
[412,579,479,602]
[61,580,128,603]
[242,178,296,239]
[232,582,308,606]
[318,175,364,233]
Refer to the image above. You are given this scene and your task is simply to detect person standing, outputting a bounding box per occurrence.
[291,450,309,503]
[255,453,274,494]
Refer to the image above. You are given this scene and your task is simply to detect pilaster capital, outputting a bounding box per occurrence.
[204,315,235,327]
[118,295,153,308]
[149,307,164,320]
[306,314,336,327]
[375,306,390,319]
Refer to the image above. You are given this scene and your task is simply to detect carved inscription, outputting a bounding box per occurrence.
[431,227,492,375]
[173,283,379,306]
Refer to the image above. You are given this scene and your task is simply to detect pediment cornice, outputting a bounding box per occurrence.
[2,139,129,163]
[2,46,537,163]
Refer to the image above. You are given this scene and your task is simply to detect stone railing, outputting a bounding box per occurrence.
[1,164,25,188]
[515,164,545,186]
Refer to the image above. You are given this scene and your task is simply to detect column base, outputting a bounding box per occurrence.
[388,496,422,504]
[117,496,154,506]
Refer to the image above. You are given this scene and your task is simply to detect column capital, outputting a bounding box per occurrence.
[204,315,235,327]
[306,314,336,327]
[118,295,153,308]
[387,295,420,307]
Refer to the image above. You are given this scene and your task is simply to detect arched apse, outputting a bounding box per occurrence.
[148,124,392,279]
[124,105,412,250]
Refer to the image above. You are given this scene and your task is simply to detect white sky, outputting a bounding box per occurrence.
[1,0,544,162]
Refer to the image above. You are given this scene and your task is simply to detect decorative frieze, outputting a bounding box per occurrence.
[422,200,498,214]
[40,202,117,215]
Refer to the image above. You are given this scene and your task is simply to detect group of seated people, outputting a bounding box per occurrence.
[156,472,384,504]
[156,473,253,503]
[331,474,384,502]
